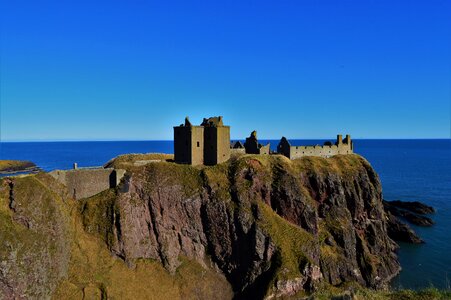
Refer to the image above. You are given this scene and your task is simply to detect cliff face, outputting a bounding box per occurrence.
[0,175,71,299]
[0,154,401,299]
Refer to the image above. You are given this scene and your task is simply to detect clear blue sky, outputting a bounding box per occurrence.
[1,0,450,141]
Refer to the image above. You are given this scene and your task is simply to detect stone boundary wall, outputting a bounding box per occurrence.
[289,143,352,159]
[49,168,126,200]
[278,135,353,159]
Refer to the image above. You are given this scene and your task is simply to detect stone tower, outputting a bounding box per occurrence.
[174,117,204,165]
[201,116,231,165]
[174,116,230,165]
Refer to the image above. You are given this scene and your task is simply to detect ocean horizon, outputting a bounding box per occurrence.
[2,138,450,143]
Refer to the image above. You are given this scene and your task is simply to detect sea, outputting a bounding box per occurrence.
[1,139,450,290]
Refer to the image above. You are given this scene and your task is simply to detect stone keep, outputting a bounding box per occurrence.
[174,116,230,165]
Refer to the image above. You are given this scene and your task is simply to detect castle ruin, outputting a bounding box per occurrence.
[174,116,230,166]
[244,131,270,155]
[230,140,245,154]
[277,134,353,159]
[174,116,353,165]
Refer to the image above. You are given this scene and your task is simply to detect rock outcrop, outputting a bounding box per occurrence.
[0,160,41,175]
[384,211,424,244]
[383,200,435,227]
[0,154,404,299]
[386,200,435,215]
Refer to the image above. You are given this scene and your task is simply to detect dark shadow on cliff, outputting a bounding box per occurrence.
[233,251,281,300]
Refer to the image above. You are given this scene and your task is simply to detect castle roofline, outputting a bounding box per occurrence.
[201,116,224,127]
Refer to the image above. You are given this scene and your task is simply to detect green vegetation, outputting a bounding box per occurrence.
[79,189,118,248]
[53,213,232,300]
[0,175,71,298]
[202,162,231,201]
[141,162,204,198]
[257,202,316,280]
[104,153,173,170]
[1,173,232,299]
[291,154,369,179]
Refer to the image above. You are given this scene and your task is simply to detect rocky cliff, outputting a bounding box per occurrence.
[0,154,402,299]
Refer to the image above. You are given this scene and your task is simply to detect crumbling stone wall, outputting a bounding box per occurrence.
[278,135,353,159]
[244,131,270,155]
[49,168,125,200]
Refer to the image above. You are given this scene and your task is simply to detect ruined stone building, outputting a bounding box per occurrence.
[231,141,244,149]
[244,131,270,155]
[174,117,353,164]
[230,141,245,154]
[174,116,230,165]
[277,134,353,159]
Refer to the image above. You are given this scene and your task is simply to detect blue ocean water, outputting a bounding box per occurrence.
[1,139,450,289]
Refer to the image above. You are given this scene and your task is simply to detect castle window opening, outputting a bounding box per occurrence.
[197,141,200,147]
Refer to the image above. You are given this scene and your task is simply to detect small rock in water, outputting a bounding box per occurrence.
[400,211,434,226]
[385,211,424,244]
[383,200,435,227]
[387,200,435,215]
